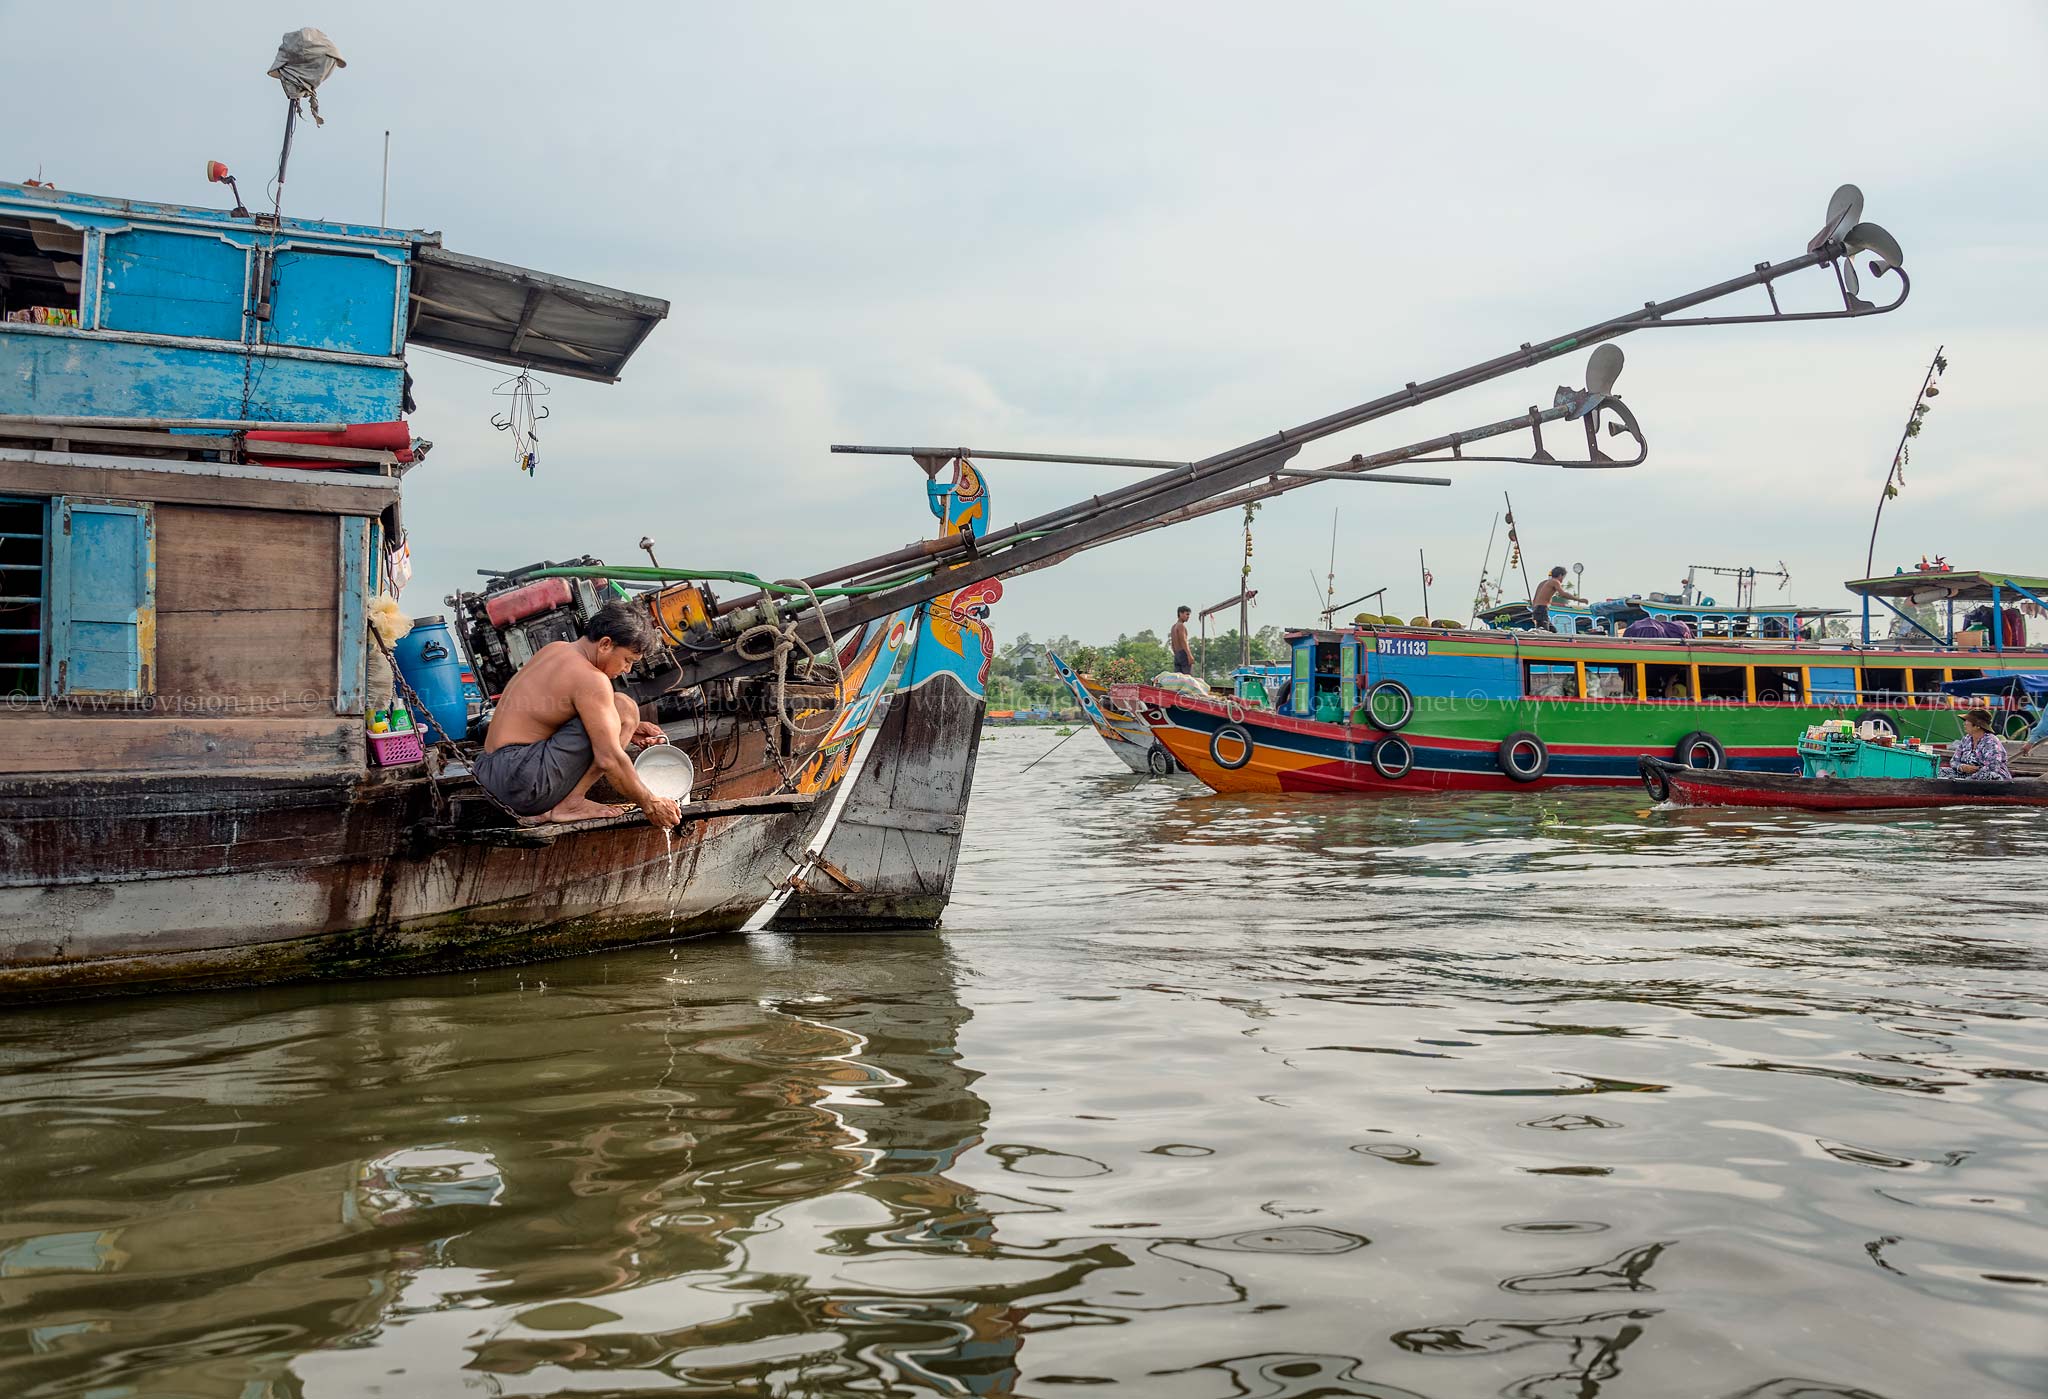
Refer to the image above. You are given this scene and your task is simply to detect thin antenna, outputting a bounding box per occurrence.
[1419,548,1432,621]
[1324,509,1339,623]
[1471,510,1500,623]
[380,129,391,226]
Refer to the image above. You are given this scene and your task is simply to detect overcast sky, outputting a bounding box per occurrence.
[6,2,2043,640]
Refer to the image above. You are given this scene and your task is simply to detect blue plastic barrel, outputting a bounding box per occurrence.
[392,614,468,743]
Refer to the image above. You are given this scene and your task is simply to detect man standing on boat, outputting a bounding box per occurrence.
[473,602,684,828]
[1532,566,1584,632]
[1170,605,1195,675]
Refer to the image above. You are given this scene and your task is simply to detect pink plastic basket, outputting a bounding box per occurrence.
[368,729,426,767]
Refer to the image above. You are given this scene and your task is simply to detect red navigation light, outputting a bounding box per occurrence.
[206,160,232,183]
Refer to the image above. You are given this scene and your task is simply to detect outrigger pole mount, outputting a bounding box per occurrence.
[635,182,1909,690]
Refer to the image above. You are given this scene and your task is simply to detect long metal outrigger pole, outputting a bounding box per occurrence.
[638,185,1907,690]
[957,365,1648,584]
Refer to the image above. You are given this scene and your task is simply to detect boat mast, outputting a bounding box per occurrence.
[1860,345,1947,644]
[1469,511,1500,623]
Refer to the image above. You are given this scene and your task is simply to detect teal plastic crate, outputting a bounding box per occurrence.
[1798,732,1939,779]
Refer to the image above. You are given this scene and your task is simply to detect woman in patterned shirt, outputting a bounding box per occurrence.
[1941,708,2012,782]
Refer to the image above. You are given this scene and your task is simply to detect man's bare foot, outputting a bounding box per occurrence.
[541,796,631,823]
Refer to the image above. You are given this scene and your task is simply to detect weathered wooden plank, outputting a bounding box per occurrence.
[0,452,397,516]
[0,425,398,468]
[0,415,350,431]
[0,423,240,453]
[154,608,336,710]
[441,791,819,847]
[336,517,370,715]
[242,440,399,466]
[0,715,363,774]
[155,505,340,612]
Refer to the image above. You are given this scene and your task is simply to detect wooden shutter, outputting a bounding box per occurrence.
[50,500,155,699]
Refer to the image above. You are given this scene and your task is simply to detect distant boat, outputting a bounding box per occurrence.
[1640,758,2048,811]
[1047,650,1176,775]
[1117,573,2046,797]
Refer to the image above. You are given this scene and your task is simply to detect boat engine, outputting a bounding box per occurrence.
[450,557,617,700]
[450,557,699,719]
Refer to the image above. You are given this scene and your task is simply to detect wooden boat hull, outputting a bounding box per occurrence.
[1047,654,1169,774]
[1639,757,2048,811]
[769,672,985,930]
[0,763,831,1003]
[1119,684,1805,797]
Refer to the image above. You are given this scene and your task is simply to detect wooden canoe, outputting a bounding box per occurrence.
[1638,757,2048,811]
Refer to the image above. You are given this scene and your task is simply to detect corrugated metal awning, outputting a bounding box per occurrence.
[406,245,669,383]
[1844,570,2048,603]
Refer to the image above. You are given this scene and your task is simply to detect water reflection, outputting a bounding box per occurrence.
[0,943,1050,1397]
[1395,1307,1658,1399]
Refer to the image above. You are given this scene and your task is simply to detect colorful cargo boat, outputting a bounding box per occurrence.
[1118,607,2046,796]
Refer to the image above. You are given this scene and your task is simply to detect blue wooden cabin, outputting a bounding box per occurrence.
[0,181,664,775]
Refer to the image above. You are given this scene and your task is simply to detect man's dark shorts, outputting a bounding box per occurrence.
[474,717,593,816]
[1173,650,1193,674]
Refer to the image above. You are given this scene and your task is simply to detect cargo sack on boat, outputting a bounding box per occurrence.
[1153,672,1210,699]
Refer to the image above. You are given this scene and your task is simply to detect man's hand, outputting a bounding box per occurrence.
[644,796,683,829]
[630,721,668,747]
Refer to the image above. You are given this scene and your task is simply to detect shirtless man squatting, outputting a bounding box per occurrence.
[473,601,684,829]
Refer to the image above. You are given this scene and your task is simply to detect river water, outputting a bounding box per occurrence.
[2,725,2044,1398]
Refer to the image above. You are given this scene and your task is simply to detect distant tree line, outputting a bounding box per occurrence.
[985,627,1289,712]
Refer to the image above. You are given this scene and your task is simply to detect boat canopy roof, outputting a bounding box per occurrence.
[407,245,669,383]
[1937,673,2048,699]
[1844,570,2048,604]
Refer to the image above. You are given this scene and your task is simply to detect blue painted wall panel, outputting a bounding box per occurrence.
[99,229,247,341]
[1809,665,1857,702]
[1366,650,1520,699]
[0,331,402,424]
[336,517,370,715]
[269,250,401,355]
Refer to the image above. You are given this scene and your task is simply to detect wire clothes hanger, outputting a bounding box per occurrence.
[491,368,551,475]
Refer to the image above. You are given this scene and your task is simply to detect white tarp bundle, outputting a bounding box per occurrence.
[267,28,346,124]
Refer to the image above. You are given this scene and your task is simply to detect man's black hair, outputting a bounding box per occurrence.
[582,600,660,654]
[1177,604,1192,615]
[1549,566,1568,579]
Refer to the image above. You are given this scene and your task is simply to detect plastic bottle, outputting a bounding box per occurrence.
[369,708,390,735]
[390,702,413,733]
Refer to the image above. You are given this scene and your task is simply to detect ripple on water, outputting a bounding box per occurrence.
[0,726,2043,1398]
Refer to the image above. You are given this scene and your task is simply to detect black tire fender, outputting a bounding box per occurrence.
[1370,736,1414,780]
[1210,724,1255,771]
[1639,756,1672,803]
[1674,730,1726,770]
[1363,679,1415,731]
[1146,744,1174,778]
[2004,709,2036,742]
[1498,731,1549,782]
